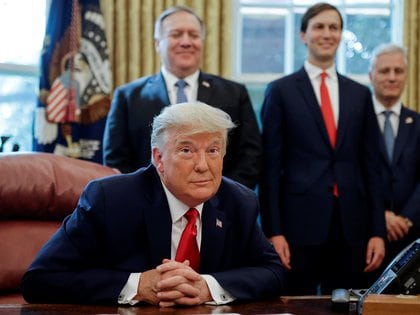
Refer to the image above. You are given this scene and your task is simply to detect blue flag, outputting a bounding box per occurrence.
[33,0,111,163]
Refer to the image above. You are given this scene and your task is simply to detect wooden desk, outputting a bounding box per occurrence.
[0,296,358,315]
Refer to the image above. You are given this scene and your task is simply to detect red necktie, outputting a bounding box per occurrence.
[320,72,339,197]
[175,208,200,271]
[320,72,337,148]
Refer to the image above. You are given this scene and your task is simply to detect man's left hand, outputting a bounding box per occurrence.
[385,210,411,242]
[156,259,212,307]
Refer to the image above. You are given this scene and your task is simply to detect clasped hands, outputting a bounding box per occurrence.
[136,259,212,307]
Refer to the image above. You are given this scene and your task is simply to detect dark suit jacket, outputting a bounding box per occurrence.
[377,106,420,228]
[103,72,262,189]
[21,165,284,304]
[259,67,386,246]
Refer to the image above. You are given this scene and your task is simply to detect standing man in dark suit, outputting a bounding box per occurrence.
[103,6,261,189]
[259,2,386,295]
[22,102,284,306]
[369,43,420,267]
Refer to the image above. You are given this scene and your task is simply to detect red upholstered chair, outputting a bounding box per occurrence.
[0,152,120,304]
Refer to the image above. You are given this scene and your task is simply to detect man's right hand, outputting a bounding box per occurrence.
[270,235,291,270]
[135,268,162,305]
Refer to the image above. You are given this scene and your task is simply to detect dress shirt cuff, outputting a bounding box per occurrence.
[118,273,141,305]
[202,274,235,305]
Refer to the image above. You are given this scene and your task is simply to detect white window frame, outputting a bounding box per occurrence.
[233,0,404,85]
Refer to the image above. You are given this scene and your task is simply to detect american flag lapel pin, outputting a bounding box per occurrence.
[405,116,413,124]
[202,80,210,88]
[216,218,223,228]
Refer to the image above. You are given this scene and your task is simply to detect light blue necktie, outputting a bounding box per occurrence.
[175,80,188,103]
[383,110,395,162]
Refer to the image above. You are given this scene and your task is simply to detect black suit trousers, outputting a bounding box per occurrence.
[285,198,367,295]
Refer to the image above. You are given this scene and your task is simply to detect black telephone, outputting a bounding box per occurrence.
[357,238,420,314]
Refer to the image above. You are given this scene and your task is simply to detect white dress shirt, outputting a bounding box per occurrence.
[161,67,200,104]
[372,96,401,138]
[304,60,340,126]
[118,181,234,305]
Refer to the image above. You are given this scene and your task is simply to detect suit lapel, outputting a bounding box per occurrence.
[393,107,413,165]
[197,72,213,104]
[142,166,172,265]
[149,73,171,106]
[297,68,332,149]
[335,74,351,152]
[200,196,228,272]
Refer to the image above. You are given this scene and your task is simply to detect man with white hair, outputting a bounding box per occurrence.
[22,102,284,307]
[369,43,420,268]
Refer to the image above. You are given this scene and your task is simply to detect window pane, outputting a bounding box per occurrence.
[0,0,46,65]
[293,12,306,72]
[344,11,391,74]
[0,74,38,152]
[0,0,45,153]
[241,11,285,73]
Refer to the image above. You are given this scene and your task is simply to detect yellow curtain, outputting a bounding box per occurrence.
[403,0,420,112]
[100,0,232,90]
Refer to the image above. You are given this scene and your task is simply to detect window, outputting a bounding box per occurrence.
[0,0,47,152]
[235,0,403,117]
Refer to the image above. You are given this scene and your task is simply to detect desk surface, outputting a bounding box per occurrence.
[0,296,358,315]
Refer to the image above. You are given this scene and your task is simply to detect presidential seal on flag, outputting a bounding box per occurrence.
[34,0,111,163]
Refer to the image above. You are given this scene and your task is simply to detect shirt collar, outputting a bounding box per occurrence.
[161,66,200,88]
[304,60,337,82]
[160,180,203,223]
[372,96,402,116]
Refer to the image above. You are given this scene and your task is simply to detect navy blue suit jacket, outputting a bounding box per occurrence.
[377,106,420,227]
[22,165,284,304]
[259,68,386,246]
[103,72,262,189]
